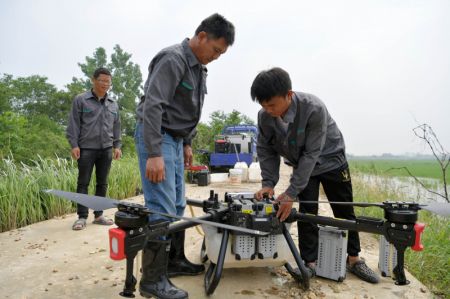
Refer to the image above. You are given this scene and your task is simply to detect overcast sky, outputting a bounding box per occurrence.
[1,0,449,155]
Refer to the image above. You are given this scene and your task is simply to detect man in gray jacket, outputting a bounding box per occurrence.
[66,67,122,231]
[135,13,235,299]
[251,67,379,284]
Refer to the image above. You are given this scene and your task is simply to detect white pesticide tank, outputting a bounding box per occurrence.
[229,168,243,184]
[201,223,292,268]
[234,162,249,182]
[248,162,262,183]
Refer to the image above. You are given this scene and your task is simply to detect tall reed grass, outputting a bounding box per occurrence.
[351,169,449,298]
[0,155,141,232]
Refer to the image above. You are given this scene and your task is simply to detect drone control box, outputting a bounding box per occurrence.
[378,235,398,277]
[316,225,348,282]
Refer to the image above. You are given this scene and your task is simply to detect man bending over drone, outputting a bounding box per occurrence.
[252,67,379,284]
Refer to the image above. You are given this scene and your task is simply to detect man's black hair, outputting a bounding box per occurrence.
[195,13,235,46]
[250,67,292,104]
[93,67,111,79]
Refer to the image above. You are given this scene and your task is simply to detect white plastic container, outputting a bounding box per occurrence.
[210,173,229,183]
[234,162,249,182]
[248,162,262,183]
[229,168,243,184]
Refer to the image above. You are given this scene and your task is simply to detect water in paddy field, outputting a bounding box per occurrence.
[356,173,447,204]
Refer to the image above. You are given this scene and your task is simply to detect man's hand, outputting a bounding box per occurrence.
[146,157,165,183]
[183,144,193,167]
[255,187,275,200]
[71,147,80,160]
[275,192,294,222]
[113,148,122,160]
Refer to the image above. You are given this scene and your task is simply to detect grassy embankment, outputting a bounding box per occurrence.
[349,159,449,298]
[0,155,141,233]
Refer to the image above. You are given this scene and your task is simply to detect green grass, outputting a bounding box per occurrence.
[0,155,141,232]
[349,159,449,183]
[351,169,449,298]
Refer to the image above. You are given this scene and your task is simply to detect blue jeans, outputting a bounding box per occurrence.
[135,122,186,222]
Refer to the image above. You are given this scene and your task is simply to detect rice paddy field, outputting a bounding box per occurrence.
[349,158,449,182]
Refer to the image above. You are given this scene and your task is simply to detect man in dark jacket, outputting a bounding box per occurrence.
[251,67,379,284]
[66,67,122,231]
[135,13,235,299]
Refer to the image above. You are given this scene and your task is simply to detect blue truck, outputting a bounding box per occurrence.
[209,125,258,170]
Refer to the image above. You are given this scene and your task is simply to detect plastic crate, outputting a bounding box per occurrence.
[316,225,348,282]
[378,235,398,277]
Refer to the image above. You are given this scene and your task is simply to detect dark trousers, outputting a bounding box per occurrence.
[297,163,361,263]
[76,148,112,219]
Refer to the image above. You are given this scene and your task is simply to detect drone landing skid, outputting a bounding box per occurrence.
[203,223,310,295]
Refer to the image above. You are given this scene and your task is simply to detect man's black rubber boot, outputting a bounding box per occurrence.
[168,230,205,277]
[139,239,188,299]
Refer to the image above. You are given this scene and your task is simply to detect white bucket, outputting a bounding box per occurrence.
[234,162,249,182]
[229,168,243,184]
[248,162,262,183]
[210,173,228,183]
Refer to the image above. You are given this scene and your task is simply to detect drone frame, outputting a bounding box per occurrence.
[46,189,428,297]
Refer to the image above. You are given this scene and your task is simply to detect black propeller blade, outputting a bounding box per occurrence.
[45,189,119,210]
[145,210,269,236]
[44,190,269,236]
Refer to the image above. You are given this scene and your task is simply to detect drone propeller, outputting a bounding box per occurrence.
[418,202,450,217]
[46,189,119,210]
[280,199,450,217]
[44,189,269,236]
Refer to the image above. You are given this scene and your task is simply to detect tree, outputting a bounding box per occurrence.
[76,45,143,135]
[0,112,68,162]
[47,78,86,126]
[0,74,14,113]
[1,75,57,117]
[0,74,79,126]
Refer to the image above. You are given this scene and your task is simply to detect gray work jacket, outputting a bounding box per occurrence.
[136,38,207,157]
[66,90,121,149]
[257,91,347,198]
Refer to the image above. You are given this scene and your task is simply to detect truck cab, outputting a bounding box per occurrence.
[210,125,258,171]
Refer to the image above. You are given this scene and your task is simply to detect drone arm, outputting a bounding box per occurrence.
[288,210,427,286]
[186,198,204,207]
[286,210,385,235]
[168,213,214,233]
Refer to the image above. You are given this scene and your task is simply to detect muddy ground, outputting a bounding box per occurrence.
[0,164,432,299]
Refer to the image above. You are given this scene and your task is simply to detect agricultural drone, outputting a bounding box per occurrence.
[45,189,450,298]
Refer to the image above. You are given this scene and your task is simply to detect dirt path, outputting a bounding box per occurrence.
[0,164,432,299]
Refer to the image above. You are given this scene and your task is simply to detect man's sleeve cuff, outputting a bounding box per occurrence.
[285,186,299,199]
